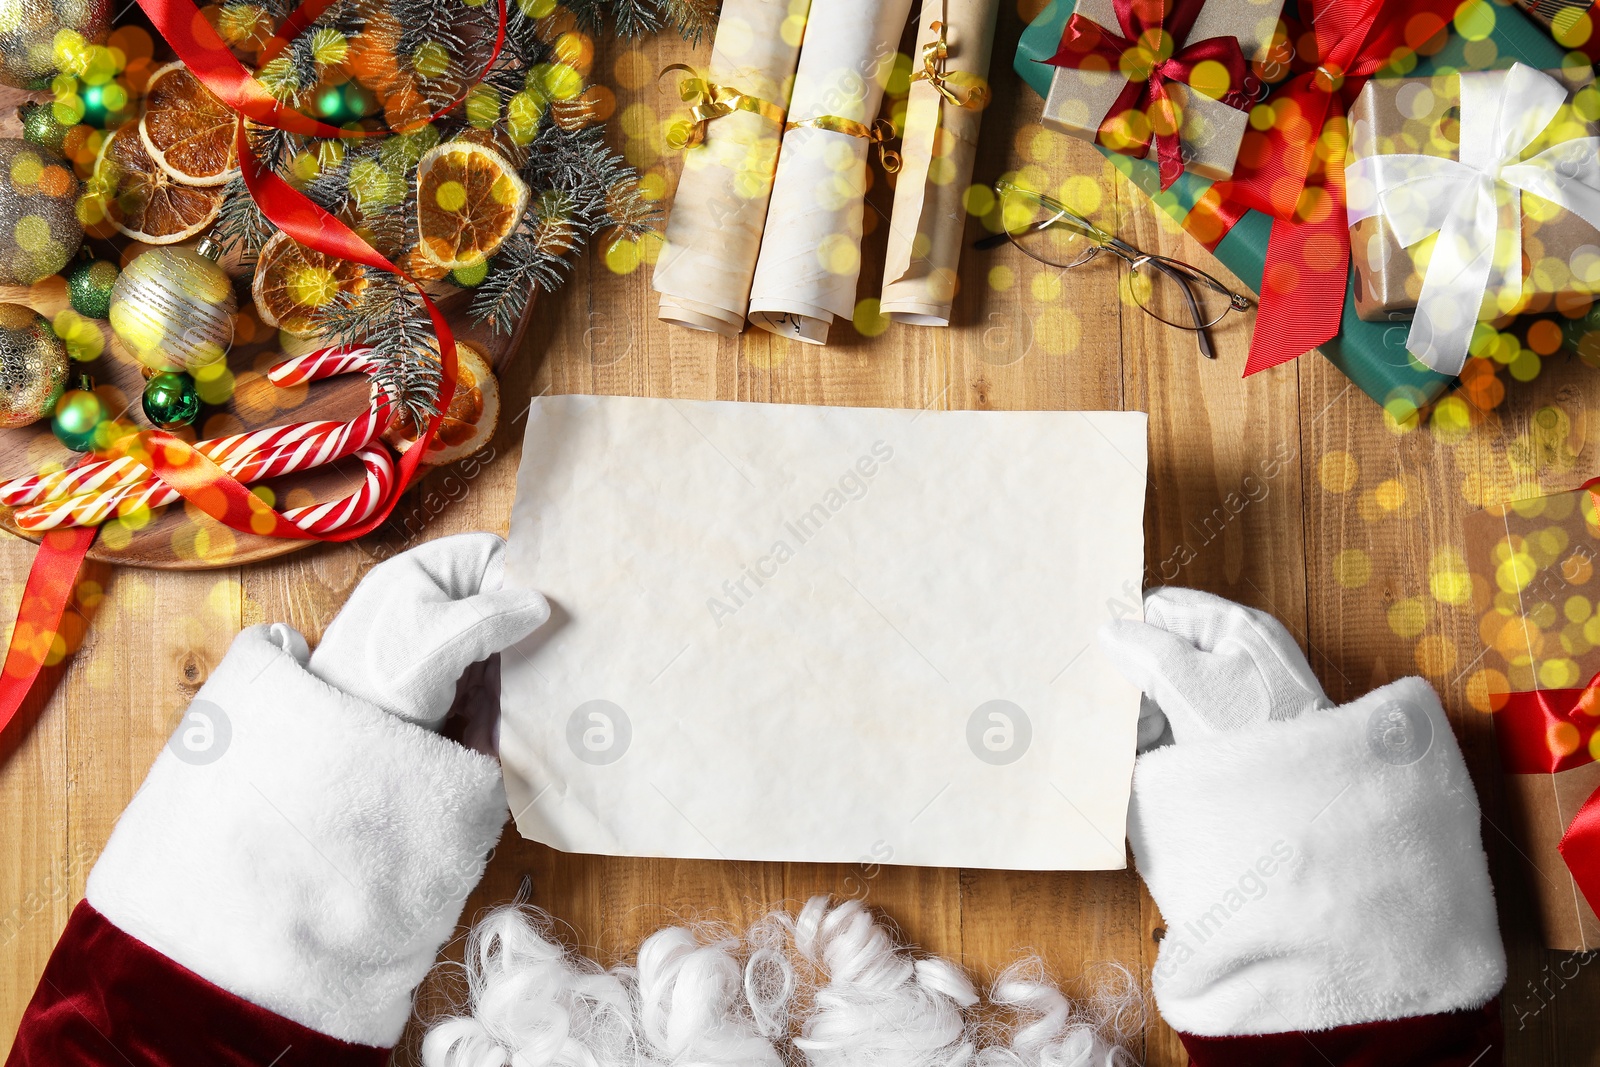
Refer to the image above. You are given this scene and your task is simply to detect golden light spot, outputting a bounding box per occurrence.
[1388,596,1428,638]
[1566,595,1593,624]
[988,265,1013,291]
[1333,548,1371,588]
[1318,450,1358,493]
[1414,634,1456,676]
[853,298,889,337]
[1540,657,1581,689]
[1374,478,1407,510]
[1465,668,1510,713]
[1429,549,1472,605]
[1495,552,1538,593]
[1031,271,1062,302]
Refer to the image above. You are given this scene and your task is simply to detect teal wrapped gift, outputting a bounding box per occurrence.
[1014,0,1566,414]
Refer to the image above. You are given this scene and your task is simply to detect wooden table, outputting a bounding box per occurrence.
[3,7,1598,1063]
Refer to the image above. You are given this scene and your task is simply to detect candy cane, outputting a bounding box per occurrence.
[281,443,395,534]
[0,347,386,508]
[6,349,398,531]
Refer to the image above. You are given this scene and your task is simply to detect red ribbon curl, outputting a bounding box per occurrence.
[1045,0,1250,190]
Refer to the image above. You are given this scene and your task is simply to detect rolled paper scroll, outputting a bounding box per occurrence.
[746,0,919,343]
[880,0,999,326]
[653,0,809,334]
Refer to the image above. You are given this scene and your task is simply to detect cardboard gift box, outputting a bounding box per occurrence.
[1345,66,1600,325]
[1040,0,1285,183]
[1465,485,1600,951]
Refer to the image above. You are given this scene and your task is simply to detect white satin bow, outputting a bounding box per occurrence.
[1346,63,1600,374]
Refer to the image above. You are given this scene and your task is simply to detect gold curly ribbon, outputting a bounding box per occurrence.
[660,63,788,149]
[911,20,989,110]
[786,115,903,173]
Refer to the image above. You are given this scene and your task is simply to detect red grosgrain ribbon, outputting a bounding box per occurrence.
[0,527,95,740]
[1209,0,1460,375]
[0,0,505,739]
[1044,0,1250,190]
[1497,671,1600,917]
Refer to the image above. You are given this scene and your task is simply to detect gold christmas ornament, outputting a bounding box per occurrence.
[0,0,111,89]
[108,244,237,373]
[0,139,83,285]
[0,302,68,427]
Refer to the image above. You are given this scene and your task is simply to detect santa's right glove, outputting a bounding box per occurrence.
[1101,588,1507,1067]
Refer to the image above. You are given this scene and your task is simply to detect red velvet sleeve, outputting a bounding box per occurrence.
[1178,1002,1504,1067]
[6,901,389,1067]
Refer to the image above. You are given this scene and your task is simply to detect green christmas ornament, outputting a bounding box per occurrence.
[0,302,67,427]
[0,139,83,285]
[109,244,236,373]
[141,370,200,429]
[0,0,111,89]
[18,101,68,153]
[67,257,117,319]
[50,382,107,451]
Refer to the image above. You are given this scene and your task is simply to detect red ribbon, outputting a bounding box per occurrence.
[1497,671,1600,919]
[1203,0,1461,376]
[1044,0,1250,190]
[0,0,508,743]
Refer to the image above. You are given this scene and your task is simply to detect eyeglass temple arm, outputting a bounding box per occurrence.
[1145,257,1217,360]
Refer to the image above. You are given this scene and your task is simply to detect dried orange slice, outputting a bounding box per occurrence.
[140,62,241,187]
[252,231,369,337]
[383,341,499,465]
[91,124,224,244]
[415,142,528,271]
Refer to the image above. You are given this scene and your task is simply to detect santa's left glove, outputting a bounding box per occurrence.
[7,534,549,1067]
[1102,588,1507,1067]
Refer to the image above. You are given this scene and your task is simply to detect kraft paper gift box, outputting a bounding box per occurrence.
[1465,485,1600,951]
[1345,66,1600,326]
[1040,0,1286,183]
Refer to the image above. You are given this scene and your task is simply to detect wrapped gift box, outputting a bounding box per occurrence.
[1015,0,1566,412]
[1465,486,1600,951]
[1345,67,1600,325]
[1041,0,1285,182]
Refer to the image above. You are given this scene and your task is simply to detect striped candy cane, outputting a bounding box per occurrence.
[0,347,387,507]
[281,443,395,534]
[5,348,396,531]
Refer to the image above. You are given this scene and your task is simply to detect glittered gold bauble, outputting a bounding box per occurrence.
[0,0,110,89]
[0,302,68,427]
[0,139,83,285]
[108,247,237,373]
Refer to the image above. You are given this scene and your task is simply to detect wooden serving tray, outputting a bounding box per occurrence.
[0,86,530,570]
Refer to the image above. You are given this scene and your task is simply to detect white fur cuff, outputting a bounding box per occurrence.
[86,625,508,1048]
[1129,677,1505,1037]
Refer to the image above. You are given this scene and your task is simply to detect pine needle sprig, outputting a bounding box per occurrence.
[211,176,276,264]
[321,272,444,427]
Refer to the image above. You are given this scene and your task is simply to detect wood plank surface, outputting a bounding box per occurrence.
[4,5,1599,1063]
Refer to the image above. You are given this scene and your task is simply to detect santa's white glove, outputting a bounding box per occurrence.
[309,531,550,730]
[1098,590,1505,1067]
[1099,586,1330,746]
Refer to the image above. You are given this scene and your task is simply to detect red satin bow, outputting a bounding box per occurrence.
[0,0,507,743]
[1212,0,1461,375]
[1497,670,1600,920]
[1045,0,1250,189]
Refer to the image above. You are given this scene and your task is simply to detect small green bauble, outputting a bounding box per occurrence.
[67,257,117,319]
[141,371,200,429]
[0,139,84,285]
[50,385,106,451]
[0,302,67,427]
[18,101,68,153]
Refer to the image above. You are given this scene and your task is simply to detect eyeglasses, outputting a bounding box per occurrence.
[974,180,1252,359]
